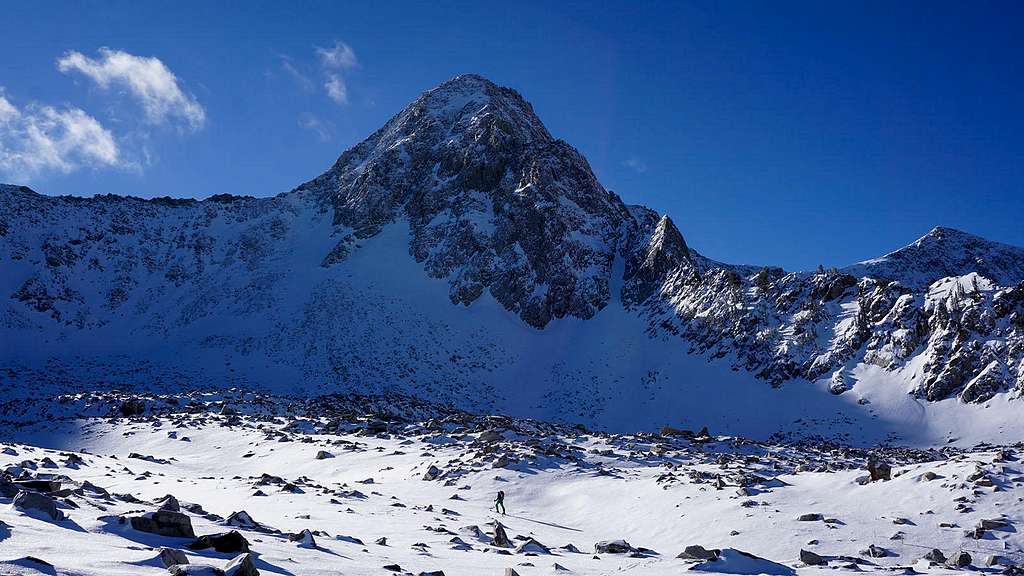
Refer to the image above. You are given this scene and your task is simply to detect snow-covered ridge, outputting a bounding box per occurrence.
[844,226,1024,289]
[2,74,1024,441]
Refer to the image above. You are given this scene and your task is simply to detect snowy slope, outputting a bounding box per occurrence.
[2,75,1024,445]
[0,394,1021,575]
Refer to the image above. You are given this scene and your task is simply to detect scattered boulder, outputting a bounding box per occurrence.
[947,551,972,568]
[689,548,795,575]
[796,513,823,521]
[13,479,62,493]
[13,491,64,521]
[987,555,1007,567]
[594,540,634,554]
[225,511,260,530]
[130,510,195,538]
[922,549,946,563]
[800,549,826,566]
[860,545,888,558]
[314,450,332,460]
[289,529,316,548]
[423,465,442,481]
[189,531,250,553]
[158,548,189,568]
[157,495,181,512]
[678,545,720,560]
[867,458,892,481]
[515,538,550,554]
[979,517,1009,530]
[491,523,513,548]
[560,543,582,553]
[223,552,259,576]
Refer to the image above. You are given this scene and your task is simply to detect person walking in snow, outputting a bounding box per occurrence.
[495,490,506,515]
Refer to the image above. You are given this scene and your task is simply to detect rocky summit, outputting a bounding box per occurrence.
[2,75,1024,444]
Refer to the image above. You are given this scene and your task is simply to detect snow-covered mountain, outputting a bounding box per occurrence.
[2,74,1023,444]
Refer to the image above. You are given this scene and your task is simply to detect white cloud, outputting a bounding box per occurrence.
[324,74,349,105]
[316,41,358,70]
[57,48,205,131]
[0,92,122,180]
[624,157,649,174]
[298,113,333,142]
[280,56,314,92]
[315,40,358,105]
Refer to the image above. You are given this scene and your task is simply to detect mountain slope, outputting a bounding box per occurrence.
[2,74,1023,445]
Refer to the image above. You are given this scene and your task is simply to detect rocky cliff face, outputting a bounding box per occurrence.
[2,74,1023,430]
[296,75,639,328]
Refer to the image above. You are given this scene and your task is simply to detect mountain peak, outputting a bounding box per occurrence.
[844,226,1024,287]
[403,74,551,145]
[297,72,626,328]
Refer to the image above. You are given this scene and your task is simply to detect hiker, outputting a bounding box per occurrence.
[495,490,506,515]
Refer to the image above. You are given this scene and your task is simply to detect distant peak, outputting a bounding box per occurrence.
[436,73,496,90]
[412,74,536,120]
[921,226,975,241]
[844,225,1024,288]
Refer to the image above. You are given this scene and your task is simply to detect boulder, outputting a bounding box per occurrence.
[800,549,826,565]
[595,540,634,554]
[947,551,972,568]
[860,545,888,558]
[490,523,513,548]
[987,555,1007,567]
[13,479,62,493]
[223,552,259,576]
[289,529,316,548]
[515,538,550,554]
[867,459,892,481]
[225,511,260,530]
[13,491,63,521]
[796,513,823,521]
[979,517,1009,530]
[922,549,946,563]
[159,548,189,568]
[423,465,441,481]
[314,450,332,460]
[157,495,181,512]
[130,510,195,538]
[689,548,795,576]
[189,531,250,553]
[678,545,720,560]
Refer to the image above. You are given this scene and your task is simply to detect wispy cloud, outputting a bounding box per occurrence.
[316,41,358,70]
[316,40,358,105]
[0,91,123,180]
[280,56,314,92]
[623,157,649,174]
[298,113,333,142]
[57,48,205,131]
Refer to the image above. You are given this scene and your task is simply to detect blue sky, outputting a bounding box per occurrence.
[2,1,1022,271]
